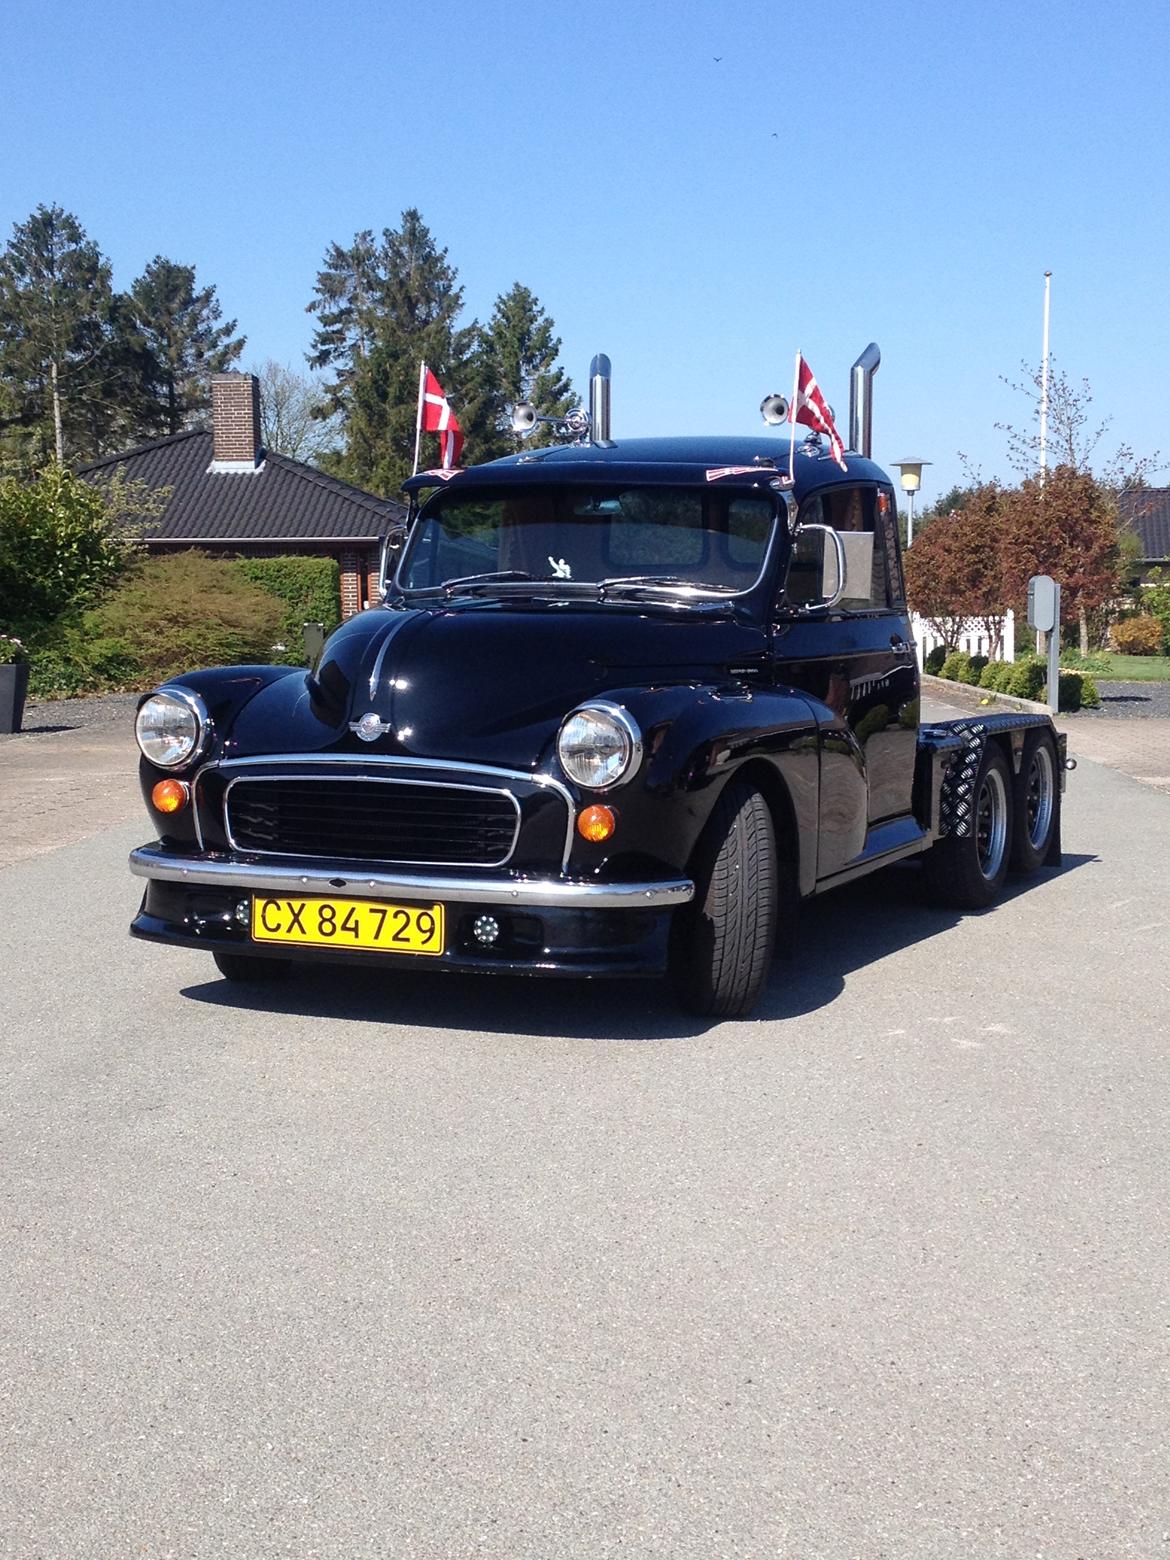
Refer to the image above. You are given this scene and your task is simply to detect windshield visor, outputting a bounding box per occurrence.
[397,484,779,596]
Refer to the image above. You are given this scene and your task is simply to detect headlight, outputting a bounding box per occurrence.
[135,689,207,769]
[557,702,642,790]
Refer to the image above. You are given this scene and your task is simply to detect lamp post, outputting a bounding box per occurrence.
[893,459,932,546]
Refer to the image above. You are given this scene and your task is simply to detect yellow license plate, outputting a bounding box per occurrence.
[251,895,444,956]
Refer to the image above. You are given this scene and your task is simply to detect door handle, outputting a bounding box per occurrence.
[889,635,914,657]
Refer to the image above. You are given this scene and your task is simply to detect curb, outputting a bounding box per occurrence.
[920,674,1051,717]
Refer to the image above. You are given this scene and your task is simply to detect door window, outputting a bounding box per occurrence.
[798,486,902,611]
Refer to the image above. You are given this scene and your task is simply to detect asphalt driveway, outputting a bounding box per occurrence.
[2,722,1168,1557]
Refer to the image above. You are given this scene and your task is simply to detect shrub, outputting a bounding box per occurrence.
[978,660,1012,692]
[939,650,972,684]
[233,555,341,666]
[1041,670,1099,713]
[1109,615,1165,655]
[1080,675,1101,709]
[966,654,989,684]
[924,645,948,676]
[1006,658,1046,701]
[1060,648,1111,674]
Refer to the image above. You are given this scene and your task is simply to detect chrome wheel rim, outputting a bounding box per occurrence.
[1025,744,1055,851]
[976,766,1008,881]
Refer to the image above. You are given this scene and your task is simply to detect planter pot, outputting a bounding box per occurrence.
[0,661,30,734]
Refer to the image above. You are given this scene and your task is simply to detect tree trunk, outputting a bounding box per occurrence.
[50,358,64,463]
[1079,606,1089,655]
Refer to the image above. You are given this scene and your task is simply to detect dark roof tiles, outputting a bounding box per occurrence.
[1119,488,1170,563]
[80,430,404,544]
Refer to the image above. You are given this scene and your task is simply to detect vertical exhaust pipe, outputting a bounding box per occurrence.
[848,343,881,457]
[589,354,612,443]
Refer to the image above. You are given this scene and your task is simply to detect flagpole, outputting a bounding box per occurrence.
[788,350,801,484]
[1039,271,1051,486]
[412,360,426,477]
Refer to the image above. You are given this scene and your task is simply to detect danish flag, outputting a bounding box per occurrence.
[416,364,463,470]
[789,352,848,475]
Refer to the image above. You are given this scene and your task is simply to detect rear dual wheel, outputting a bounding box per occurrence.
[924,744,1012,909]
[1010,730,1059,874]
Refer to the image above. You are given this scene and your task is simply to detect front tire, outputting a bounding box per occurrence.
[1010,730,1058,873]
[669,781,778,1018]
[924,743,1013,909]
[212,949,289,982]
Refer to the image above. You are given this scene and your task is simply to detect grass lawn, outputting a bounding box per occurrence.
[1081,653,1170,682]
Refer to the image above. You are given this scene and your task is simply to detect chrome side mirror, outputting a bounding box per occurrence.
[783,524,847,612]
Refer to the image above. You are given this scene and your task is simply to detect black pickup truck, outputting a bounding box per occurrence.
[128,350,1067,1017]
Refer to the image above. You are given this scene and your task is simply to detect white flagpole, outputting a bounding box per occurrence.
[412,360,427,477]
[1039,271,1052,487]
[788,349,801,484]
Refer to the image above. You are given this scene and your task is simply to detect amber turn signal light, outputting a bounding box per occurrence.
[151,778,189,815]
[577,803,616,843]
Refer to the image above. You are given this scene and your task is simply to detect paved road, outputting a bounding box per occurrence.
[2,742,1169,1556]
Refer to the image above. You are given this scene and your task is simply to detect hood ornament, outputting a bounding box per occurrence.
[352,711,393,742]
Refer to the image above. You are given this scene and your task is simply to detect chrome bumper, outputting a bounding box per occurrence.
[128,845,694,911]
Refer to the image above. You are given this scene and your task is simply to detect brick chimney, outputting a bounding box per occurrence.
[210,372,262,469]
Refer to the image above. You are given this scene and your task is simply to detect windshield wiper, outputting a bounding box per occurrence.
[441,570,535,595]
[600,575,732,596]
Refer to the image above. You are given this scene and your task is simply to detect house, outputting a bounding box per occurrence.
[79,373,406,618]
[1119,488,1170,582]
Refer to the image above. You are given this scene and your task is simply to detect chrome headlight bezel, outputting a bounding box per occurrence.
[556,701,643,792]
[134,687,210,771]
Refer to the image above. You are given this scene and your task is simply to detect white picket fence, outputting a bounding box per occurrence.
[909,610,1016,669]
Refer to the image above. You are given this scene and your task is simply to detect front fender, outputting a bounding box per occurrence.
[550,683,821,893]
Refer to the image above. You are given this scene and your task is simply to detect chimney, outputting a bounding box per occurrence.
[210,372,262,469]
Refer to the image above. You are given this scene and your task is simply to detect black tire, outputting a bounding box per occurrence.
[669,781,778,1018]
[212,949,289,982]
[924,743,1013,909]
[1010,729,1059,874]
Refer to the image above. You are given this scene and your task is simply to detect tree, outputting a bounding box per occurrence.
[249,360,341,463]
[903,482,1012,656]
[131,257,245,434]
[0,464,162,635]
[307,209,506,493]
[0,205,122,468]
[997,360,1157,489]
[481,283,576,451]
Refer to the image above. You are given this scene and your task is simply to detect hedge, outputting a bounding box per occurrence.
[233,556,340,666]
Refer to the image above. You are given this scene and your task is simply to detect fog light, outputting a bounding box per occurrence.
[151,778,189,814]
[473,914,500,946]
[235,900,250,926]
[577,804,616,843]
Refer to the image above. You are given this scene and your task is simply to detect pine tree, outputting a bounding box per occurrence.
[131,257,245,434]
[308,210,505,493]
[0,204,121,468]
[482,283,576,450]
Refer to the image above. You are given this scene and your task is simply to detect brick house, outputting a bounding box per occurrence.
[80,373,406,618]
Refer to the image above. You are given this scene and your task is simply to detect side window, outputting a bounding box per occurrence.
[816,486,896,612]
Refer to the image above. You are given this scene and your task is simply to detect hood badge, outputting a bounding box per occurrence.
[352,711,394,742]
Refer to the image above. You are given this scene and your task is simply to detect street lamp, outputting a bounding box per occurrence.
[893,459,932,546]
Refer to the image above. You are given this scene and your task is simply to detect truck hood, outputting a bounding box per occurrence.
[228,602,768,770]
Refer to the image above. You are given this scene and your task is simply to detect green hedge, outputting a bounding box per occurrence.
[233,556,340,666]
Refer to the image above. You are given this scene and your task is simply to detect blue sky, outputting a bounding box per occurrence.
[3,0,1168,501]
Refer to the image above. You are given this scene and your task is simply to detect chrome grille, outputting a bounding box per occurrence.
[224,776,520,867]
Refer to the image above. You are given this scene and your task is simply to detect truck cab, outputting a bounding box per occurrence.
[128,352,1067,1017]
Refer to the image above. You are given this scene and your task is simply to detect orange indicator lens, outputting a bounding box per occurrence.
[577,804,616,843]
[151,778,189,814]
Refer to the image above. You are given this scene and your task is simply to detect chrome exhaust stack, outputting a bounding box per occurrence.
[848,343,881,458]
[589,354,612,444]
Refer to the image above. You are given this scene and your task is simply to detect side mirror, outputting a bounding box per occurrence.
[783,524,847,612]
[378,526,407,597]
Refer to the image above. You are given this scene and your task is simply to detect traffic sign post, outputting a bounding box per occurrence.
[1027,575,1061,715]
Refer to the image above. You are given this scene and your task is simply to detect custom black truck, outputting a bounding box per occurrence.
[128,348,1069,1017]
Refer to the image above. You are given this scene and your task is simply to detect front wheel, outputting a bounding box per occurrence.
[669,781,778,1018]
[924,744,1013,909]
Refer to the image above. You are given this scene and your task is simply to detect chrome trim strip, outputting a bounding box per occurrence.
[129,845,694,910]
[222,772,522,868]
[192,753,577,871]
[366,612,415,700]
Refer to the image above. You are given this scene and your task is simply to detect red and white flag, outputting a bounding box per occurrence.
[788,352,848,476]
[414,363,463,472]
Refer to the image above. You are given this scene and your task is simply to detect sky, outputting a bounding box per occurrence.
[3,0,1168,503]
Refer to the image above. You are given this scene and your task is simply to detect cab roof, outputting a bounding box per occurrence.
[402,436,891,502]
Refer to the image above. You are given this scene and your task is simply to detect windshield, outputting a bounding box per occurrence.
[397,484,779,596]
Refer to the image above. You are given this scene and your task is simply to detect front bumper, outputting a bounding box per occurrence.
[128,845,694,978]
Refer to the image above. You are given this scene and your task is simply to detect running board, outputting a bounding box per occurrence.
[814,815,931,892]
